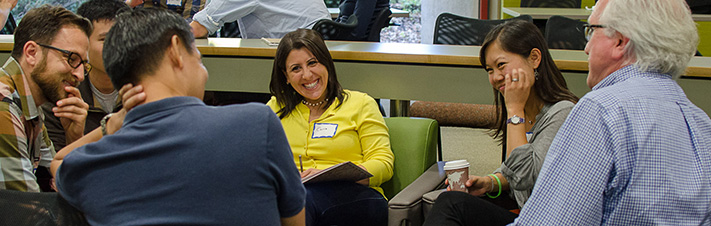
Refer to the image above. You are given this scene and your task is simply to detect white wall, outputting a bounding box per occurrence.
[421,0,480,44]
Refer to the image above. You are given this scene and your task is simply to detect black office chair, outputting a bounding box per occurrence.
[312,16,358,41]
[219,21,241,38]
[433,13,533,45]
[521,0,581,33]
[545,15,587,50]
[520,0,581,8]
[365,8,392,42]
[0,190,90,226]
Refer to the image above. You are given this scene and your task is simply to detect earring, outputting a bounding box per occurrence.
[534,69,539,80]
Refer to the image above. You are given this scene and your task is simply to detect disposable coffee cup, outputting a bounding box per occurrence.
[444,160,470,192]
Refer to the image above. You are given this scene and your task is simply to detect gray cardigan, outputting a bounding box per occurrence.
[494,100,574,208]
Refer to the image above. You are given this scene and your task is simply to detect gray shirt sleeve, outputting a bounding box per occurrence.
[494,100,574,208]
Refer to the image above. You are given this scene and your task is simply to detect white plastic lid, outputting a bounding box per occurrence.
[443,160,470,170]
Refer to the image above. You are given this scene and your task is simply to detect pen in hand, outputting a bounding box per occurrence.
[299,155,303,172]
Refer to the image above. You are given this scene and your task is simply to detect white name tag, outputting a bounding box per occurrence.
[312,123,338,138]
[166,0,181,6]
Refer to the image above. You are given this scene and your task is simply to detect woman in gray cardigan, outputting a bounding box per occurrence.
[424,20,579,226]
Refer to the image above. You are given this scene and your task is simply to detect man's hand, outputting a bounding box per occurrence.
[189,21,209,38]
[119,83,146,111]
[0,0,17,10]
[54,86,88,145]
[103,84,146,135]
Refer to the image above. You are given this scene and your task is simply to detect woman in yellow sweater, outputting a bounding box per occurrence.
[266,29,394,226]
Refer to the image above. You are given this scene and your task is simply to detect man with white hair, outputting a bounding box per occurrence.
[511,0,711,224]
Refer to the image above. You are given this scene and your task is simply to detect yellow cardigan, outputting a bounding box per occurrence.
[266,90,394,195]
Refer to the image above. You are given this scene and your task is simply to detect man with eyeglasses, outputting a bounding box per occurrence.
[0,5,91,192]
[50,8,304,225]
[510,0,711,225]
[41,0,129,154]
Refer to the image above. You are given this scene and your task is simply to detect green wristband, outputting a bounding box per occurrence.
[486,173,502,199]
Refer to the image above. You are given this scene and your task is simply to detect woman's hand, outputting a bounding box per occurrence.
[465,175,493,196]
[503,68,535,112]
[444,175,492,196]
[301,165,369,186]
[355,165,369,185]
[300,168,323,178]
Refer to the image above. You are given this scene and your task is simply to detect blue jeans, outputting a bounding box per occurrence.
[305,181,387,226]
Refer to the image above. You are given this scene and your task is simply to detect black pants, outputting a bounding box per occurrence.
[423,191,518,226]
[305,181,387,226]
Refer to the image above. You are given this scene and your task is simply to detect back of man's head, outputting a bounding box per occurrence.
[11,5,92,60]
[600,0,698,78]
[77,0,130,23]
[103,8,194,90]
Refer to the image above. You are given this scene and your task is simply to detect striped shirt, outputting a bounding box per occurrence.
[0,57,56,192]
[512,65,711,225]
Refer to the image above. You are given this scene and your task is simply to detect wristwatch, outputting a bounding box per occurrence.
[100,113,114,136]
[506,115,525,125]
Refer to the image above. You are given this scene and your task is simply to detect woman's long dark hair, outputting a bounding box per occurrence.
[479,20,579,145]
[269,29,346,119]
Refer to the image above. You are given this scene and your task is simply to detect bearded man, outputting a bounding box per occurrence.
[0,5,91,192]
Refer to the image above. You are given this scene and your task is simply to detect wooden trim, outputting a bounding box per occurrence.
[0,35,708,77]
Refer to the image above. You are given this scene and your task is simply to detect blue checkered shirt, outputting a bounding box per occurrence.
[512,65,711,225]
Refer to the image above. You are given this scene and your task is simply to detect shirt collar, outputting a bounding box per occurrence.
[2,57,41,120]
[592,65,672,91]
[123,96,205,125]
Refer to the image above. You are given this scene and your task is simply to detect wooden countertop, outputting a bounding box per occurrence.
[502,7,711,22]
[0,35,708,78]
[192,38,710,78]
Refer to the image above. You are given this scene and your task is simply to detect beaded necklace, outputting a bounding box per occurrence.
[302,98,328,107]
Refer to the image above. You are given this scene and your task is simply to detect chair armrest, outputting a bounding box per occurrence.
[389,164,445,207]
[388,164,446,226]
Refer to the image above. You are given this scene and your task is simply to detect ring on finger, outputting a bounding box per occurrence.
[512,78,519,82]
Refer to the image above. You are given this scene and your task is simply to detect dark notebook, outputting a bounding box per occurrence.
[302,161,373,184]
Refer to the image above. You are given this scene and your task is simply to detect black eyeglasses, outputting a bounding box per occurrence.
[37,43,92,75]
[582,24,606,41]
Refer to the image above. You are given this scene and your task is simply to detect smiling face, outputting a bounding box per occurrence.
[88,19,114,78]
[484,41,536,94]
[284,48,329,103]
[31,26,89,103]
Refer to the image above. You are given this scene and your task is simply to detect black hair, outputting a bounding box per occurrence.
[103,7,194,90]
[480,20,579,145]
[77,0,130,22]
[269,29,346,119]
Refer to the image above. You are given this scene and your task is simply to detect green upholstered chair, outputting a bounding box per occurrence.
[383,117,445,226]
